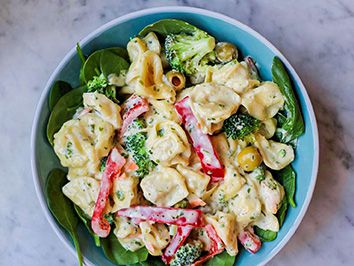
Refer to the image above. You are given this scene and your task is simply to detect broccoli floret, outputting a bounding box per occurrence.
[170,241,203,266]
[125,124,155,177]
[87,73,118,103]
[165,29,215,77]
[87,73,108,91]
[223,113,260,140]
[129,118,146,131]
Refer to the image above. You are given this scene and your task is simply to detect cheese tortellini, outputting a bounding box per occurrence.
[189,83,241,134]
[62,176,100,217]
[114,216,144,251]
[127,47,176,102]
[83,92,122,129]
[207,60,260,94]
[205,212,239,256]
[254,133,294,170]
[139,222,170,256]
[228,182,262,229]
[241,81,284,121]
[140,166,189,207]
[146,120,191,166]
[53,112,115,179]
[111,174,140,212]
[176,164,210,198]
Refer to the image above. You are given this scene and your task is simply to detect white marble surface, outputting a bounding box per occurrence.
[0,0,353,265]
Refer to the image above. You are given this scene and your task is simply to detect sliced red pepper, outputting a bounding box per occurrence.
[91,147,126,237]
[119,94,149,137]
[117,206,204,227]
[238,227,262,254]
[191,224,224,266]
[175,97,225,181]
[162,226,193,264]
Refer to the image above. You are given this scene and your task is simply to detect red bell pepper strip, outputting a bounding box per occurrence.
[238,227,262,254]
[162,226,193,264]
[91,147,126,237]
[119,94,149,137]
[117,206,204,227]
[191,224,224,266]
[175,97,225,181]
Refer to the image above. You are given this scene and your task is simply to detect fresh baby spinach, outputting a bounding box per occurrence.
[101,233,149,265]
[205,251,236,266]
[139,19,199,37]
[272,56,304,143]
[274,165,296,208]
[48,81,72,111]
[45,169,83,266]
[74,205,101,247]
[46,86,85,146]
[82,48,129,83]
[276,197,289,227]
[254,226,277,242]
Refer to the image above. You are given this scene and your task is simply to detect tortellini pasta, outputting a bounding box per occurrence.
[258,171,285,214]
[83,92,122,129]
[253,211,280,232]
[111,175,140,212]
[254,133,294,170]
[205,212,239,256]
[62,176,100,217]
[241,81,284,121]
[145,99,180,124]
[189,83,241,134]
[143,32,161,54]
[176,164,210,198]
[206,60,260,94]
[228,182,262,229]
[139,222,170,256]
[53,113,115,179]
[114,216,144,251]
[140,166,189,207]
[126,37,148,84]
[259,118,277,139]
[146,120,191,166]
[214,165,245,201]
[132,50,176,102]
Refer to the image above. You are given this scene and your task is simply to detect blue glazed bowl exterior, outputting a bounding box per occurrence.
[31,7,319,266]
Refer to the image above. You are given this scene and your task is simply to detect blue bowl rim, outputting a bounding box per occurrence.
[30,6,319,266]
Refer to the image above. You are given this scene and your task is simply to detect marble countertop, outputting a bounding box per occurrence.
[1,0,353,265]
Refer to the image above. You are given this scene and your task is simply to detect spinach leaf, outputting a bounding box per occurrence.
[254,226,277,242]
[46,86,85,146]
[48,81,72,111]
[82,48,129,83]
[73,205,100,247]
[45,169,83,266]
[276,197,289,227]
[101,233,149,265]
[129,255,165,266]
[205,251,236,266]
[83,50,102,83]
[76,43,86,85]
[107,47,130,62]
[100,50,129,78]
[139,19,199,37]
[272,57,304,143]
[274,165,296,208]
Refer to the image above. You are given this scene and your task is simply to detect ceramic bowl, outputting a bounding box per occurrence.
[31,6,319,266]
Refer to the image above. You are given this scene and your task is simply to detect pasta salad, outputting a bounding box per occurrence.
[45,19,304,266]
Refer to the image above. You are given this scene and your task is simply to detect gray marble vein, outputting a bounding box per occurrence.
[0,0,354,265]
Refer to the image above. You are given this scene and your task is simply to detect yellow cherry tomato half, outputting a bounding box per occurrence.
[237,146,262,172]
